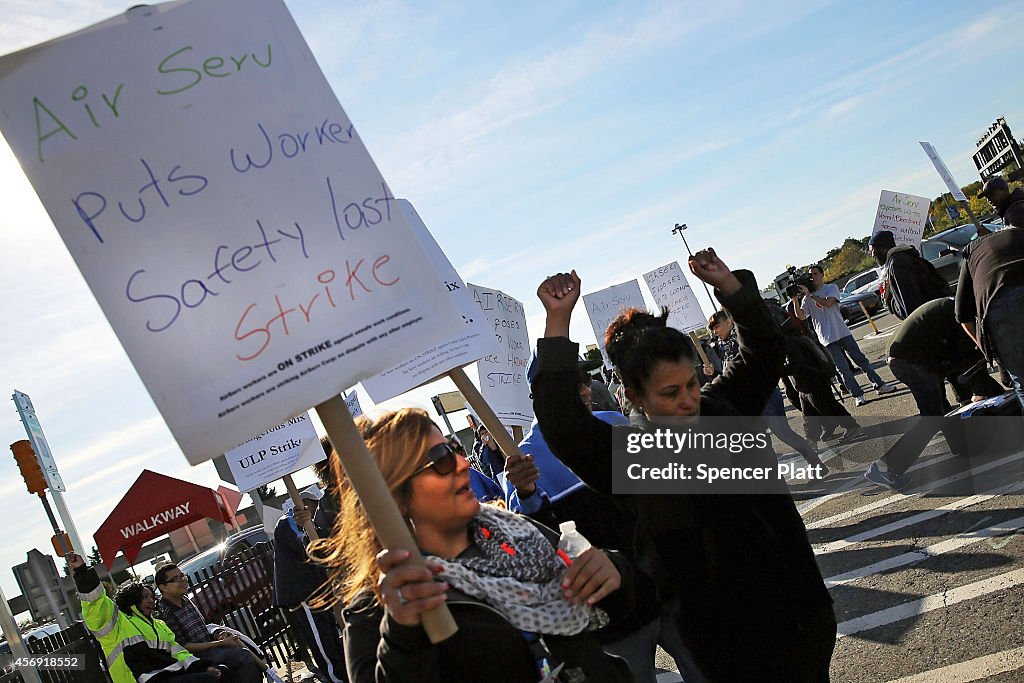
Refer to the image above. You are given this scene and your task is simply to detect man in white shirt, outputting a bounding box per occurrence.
[792,265,895,406]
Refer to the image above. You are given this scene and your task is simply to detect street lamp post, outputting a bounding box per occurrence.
[672,223,717,312]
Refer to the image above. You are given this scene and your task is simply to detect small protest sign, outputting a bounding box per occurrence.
[642,262,706,333]
[0,0,464,462]
[224,412,322,492]
[362,201,499,402]
[466,284,532,428]
[582,280,646,364]
[871,190,929,248]
[344,391,363,418]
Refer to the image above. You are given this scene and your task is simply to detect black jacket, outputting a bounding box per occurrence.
[883,244,952,320]
[531,271,832,681]
[955,226,1024,358]
[273,513,330,607]
[342,520,634,683]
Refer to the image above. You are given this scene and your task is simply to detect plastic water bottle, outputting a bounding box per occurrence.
[557,521,592,560]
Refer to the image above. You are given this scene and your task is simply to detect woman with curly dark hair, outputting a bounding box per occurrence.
[530,248,835,682]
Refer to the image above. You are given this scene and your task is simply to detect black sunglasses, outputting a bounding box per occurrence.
[411,442,458,478]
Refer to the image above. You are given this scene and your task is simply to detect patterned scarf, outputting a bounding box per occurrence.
[428,505,599,635]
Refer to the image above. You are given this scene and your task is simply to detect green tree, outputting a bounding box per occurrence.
[583,347,603,364]
[823,239,873,281]
[88,545,102,566]
[253,484,277,502]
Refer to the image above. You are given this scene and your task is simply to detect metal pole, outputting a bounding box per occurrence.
[961,201,990,237]
[49,491,86,557]
[0,582,42,683]
[672,223,717,312]
[37,493,61,535]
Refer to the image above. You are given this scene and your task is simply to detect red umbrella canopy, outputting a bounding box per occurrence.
[93,469,232,569]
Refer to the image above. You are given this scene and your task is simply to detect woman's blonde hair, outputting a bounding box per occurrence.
[308,408,439,607]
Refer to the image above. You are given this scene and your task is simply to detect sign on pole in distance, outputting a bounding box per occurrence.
[642,262,707,333]
[871,190,930,248]
[920,142,968,202]
[582,280,646,365]
[224,412,322,492]
[0,0,464,463]
[11,391,65,492]
[435,390,467,415]
[466,284,533,429]
[362,201,499,402]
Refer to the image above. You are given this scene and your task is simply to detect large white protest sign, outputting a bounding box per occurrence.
[642,262,706,333]
[0,0,464,463]
[224,412,322,492]
[362,201,499,402]
[871,190,929,248]
[466,284,532,429]
[583,280,646,363]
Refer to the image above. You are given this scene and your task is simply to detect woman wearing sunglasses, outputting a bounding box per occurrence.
[311,408,634,683]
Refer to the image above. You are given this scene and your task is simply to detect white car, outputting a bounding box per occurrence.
[24,623,63,642]
[842,267,883,297]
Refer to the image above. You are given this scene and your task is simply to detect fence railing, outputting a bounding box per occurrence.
[182,540,303,669]
[0,622,109,683]
[2,541,309,681]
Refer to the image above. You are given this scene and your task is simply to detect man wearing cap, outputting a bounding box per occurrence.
[979,176,1024,228]
[869,229,951,320]
[273,486,347,682]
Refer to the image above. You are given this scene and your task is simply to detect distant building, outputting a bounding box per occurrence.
[973,116,1024,180]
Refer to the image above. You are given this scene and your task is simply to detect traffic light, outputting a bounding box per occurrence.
[10,440,47,494]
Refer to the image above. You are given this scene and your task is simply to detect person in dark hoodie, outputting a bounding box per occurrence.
[274,485,347,682]
[869,230,951,320]
[531,248,834,682]
[978,176,1024,228]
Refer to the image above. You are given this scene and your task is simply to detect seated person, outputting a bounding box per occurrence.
[156,563,266,682]
[67,552,223,682]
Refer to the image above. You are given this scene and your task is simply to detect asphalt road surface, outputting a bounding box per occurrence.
[654,309,1024,682]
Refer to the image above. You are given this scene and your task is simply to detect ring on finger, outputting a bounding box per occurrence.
[398,587,409,605]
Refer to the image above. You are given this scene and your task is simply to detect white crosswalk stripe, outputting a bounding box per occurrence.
[800,438,1024,679]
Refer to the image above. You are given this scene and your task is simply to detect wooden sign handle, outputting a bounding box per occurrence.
[447,367,525,462]
[315,395,457,643]
[689,331,710,366]
[282,474,319,540]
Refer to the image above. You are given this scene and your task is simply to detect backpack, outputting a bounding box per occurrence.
[885,252,953,320]
[783,335,836,392]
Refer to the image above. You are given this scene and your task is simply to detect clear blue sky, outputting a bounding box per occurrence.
[1,0,1022,609]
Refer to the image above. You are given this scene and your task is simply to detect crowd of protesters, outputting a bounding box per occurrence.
[66,180,1023,682]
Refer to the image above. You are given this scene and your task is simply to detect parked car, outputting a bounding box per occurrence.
[920,222,1002,289]
[839,290,880,323]
[23,623,63,643]
[842,267,883,297]
[177,527,274,624]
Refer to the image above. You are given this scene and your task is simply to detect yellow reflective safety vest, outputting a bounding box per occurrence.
[73,565,202,683]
